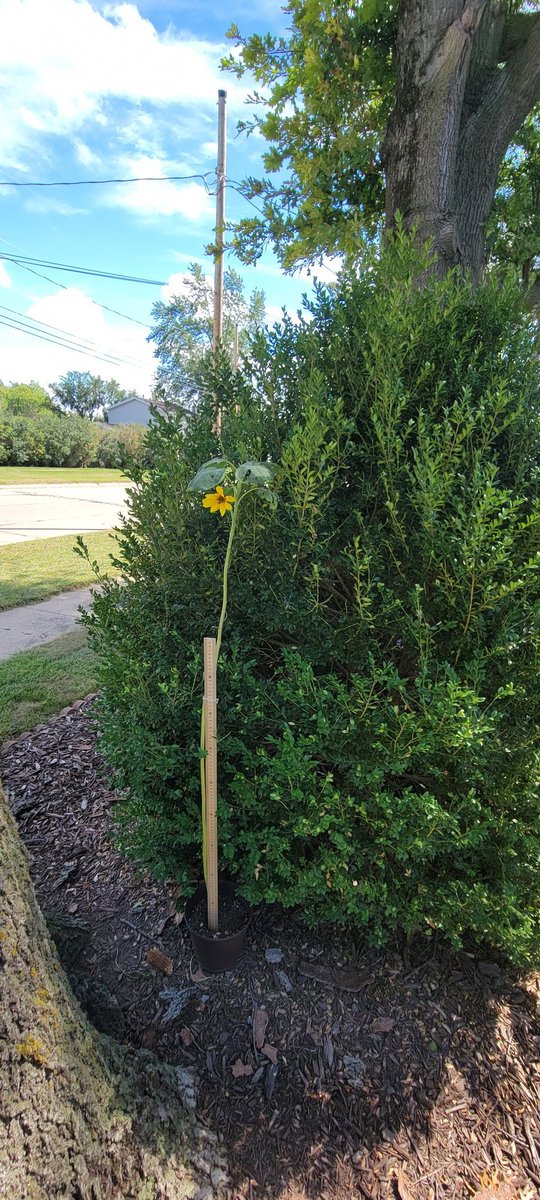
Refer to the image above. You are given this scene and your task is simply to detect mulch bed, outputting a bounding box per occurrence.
[1,698,539,1200]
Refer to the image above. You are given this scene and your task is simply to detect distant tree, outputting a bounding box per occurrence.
[487,112,540,294]
[148,263,266,406]
[0,381,52,416]
[50,372,129,420]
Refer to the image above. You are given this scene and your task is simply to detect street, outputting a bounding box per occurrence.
[0,483,129,545]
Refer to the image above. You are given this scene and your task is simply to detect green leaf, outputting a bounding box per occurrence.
[187,461,228,492]
[260,488,278,509]
[236,460,276,486]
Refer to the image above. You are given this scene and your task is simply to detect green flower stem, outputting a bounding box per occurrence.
[200,482,243,882]
[216,487,241,660]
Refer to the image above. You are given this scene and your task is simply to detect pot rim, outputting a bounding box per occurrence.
[184,881,251,944]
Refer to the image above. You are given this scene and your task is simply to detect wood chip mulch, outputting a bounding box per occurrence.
[1,699,539,1200]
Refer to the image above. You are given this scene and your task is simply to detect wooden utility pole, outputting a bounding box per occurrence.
[212,89,227,350]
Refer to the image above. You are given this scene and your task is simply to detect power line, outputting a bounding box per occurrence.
[0,303,148,368]
[0,171,215,189]
[0,252,167,286]
[0,165,153,325]
[4,256,151,329]
[0,233,151,329]
[0,313,146,370]
[0,313,138,369]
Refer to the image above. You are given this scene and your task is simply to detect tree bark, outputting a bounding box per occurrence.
[0,787,227,1200]
[385,0,540,276]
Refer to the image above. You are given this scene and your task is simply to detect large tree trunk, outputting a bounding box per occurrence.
[0,787,227,1200]
[385,0,540,277]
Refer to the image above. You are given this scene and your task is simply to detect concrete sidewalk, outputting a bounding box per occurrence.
[0,587,94,660]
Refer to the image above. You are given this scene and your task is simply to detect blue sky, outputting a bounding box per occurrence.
[0,0,335,395]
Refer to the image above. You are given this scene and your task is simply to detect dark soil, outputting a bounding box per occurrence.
[187,892,249,939]
[1,698,539,1200]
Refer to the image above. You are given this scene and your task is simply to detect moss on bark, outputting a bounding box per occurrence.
[0,786,227,1200]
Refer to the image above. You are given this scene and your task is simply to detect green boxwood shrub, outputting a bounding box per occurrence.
[93,422,149,469]
[0,414,48,465]
[0,411,96,465]
[0,410,149,468]
[82,238,540,967]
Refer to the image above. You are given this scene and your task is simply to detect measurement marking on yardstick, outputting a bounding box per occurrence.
[204,637,219,931]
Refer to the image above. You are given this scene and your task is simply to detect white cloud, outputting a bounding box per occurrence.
[0,286,155,393]
[161,271,192,301]
[0,262,12,288]
[105,159,214,220]
[116,112,164,159]
[0,0,246,166]
[73,140,102,168]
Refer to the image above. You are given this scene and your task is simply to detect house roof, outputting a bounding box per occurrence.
[107,396,185,415]
[107,396,152,412]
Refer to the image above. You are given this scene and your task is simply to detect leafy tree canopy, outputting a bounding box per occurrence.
[0,381,52,416]
[487,111,540,284]
[223,0,540,278]
[50,372,129,420]
[149,263,266,406]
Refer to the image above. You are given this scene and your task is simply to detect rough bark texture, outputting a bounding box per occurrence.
[385,0,540,277]
[0,787,227,1200]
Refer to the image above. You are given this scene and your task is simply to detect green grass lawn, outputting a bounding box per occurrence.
[0,466,126,484]
[0,530,118,610]
[0,629,98,741]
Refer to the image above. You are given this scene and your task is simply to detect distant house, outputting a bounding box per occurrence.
[106,396,186,427]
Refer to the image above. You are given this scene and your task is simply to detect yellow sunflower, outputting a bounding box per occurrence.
[202,484,235,517]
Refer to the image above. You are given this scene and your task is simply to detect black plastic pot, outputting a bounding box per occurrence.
[184,880,250,974]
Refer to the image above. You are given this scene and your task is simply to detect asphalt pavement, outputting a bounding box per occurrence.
[0,483,128,545]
